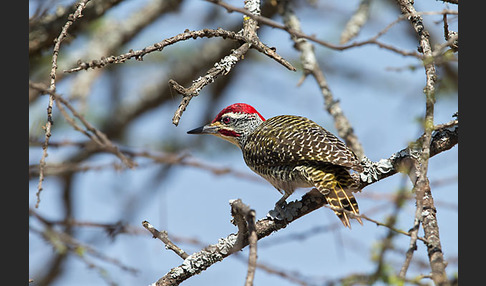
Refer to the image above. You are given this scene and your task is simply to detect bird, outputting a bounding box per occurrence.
[187,103,363,227]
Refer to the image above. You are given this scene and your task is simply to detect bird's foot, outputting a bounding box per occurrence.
[267,203,286,220]
[267,200,302,221]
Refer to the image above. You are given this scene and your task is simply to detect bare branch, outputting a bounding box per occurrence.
[355,120,457,189]
[29,0,123,56]
[170,0,295,126]
[171,43,251,126]
[142,221,189,260]
[64,28,246,73]
[359,213,427,244]
[207,0,431,57]
[61,0,295,127]
[396,1,448,284]
[37,0,91,208]
[230,199,258,286]
[30,81,137,169]
[30,209,139,278]
[340,0,371,44]
[153,189,327,286]
[149,113,456,285]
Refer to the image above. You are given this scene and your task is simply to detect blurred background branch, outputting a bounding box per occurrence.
[29,0,458,285]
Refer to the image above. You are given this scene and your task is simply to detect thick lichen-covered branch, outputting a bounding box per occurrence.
[151,119,458,284]
[153,190,327,286]
[355,121,457,189]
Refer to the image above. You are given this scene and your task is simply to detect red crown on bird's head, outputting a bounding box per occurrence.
[212,103,266,123]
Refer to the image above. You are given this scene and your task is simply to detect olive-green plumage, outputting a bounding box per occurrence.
[242,115,363,227]
[188,103,363,227]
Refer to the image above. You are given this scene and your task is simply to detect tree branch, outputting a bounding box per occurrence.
[30,81,137,170]
[339,0,371,44]
[169,0,295,126]
[29,0,122,56]
[170,43,251,126]
[37,0,91,208]
[153,189,327,286]
[355,120,457,189]
[208,0,458,58]
[63,28,246,73]
[395,0,448,284]
[62,0,296,127]
[142,221,189,260]
[151,118,458,284]
[230,199,258,286]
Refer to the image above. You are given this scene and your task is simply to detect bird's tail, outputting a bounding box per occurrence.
[325,181,362,228]
[303,166,362,228]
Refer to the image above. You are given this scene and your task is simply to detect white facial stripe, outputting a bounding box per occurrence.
[225,112,256,120]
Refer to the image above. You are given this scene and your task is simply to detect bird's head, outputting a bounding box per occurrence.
[187,103,265,147]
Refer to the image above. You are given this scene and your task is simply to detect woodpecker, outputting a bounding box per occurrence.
[188,103,363,227]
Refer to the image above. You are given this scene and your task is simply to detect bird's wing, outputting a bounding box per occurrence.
[244,115,362,171]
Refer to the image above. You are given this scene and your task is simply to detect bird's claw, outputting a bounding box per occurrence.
[267,200,302,221]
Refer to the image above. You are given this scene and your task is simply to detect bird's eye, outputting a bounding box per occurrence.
[222,116,231,124]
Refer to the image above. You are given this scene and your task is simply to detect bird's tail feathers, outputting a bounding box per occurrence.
[322,181,362,228]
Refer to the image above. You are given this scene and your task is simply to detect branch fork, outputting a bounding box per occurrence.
[144,116,457,284]
[63,0,296,127]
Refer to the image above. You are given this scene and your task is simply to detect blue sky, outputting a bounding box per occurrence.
[29,0,458,285]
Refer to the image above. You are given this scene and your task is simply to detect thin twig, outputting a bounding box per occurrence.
[321,202,428,244]
[170,0,295,126]
[171,43,251,126]
[36,0,91,208]
[361,213,427,243]
[399,195,420,278]
[30,81,136,169]
[245,211,258,286]
[64,26,295,74]
[64,28,246,73]
[30,209,139,276]
[208,0,455,58]
[28,141,265,183]
[142,221,189,260]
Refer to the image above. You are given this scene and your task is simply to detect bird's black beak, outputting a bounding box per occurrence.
[187,126,204,134]
[187,122,220,135]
